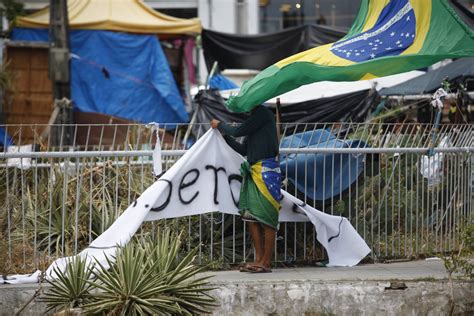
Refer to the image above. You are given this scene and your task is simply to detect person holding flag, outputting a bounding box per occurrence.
[211,106,280,273]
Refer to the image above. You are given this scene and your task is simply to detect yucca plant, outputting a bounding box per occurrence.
[40,256,95,313]
[83,230,216,315]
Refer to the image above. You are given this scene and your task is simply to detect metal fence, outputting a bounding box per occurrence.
[0,123,473,272]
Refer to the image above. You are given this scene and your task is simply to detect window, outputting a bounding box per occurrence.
[259,0,361,33]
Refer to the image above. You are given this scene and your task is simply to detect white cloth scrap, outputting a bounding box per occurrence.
[1,270,41,284]
[420,136,450,186]
[7,144,33,169]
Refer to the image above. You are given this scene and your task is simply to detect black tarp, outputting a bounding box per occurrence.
[379,58,474,96]
[449,0,474,29]
[193,88,376,134]
[202,24,347,71]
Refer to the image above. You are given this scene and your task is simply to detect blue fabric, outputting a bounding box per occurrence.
[261,157,282,203]
[331,0,415,62]
[209,74,238,90]
[280,129,367,201]
[11,28,189,124]
[0,127,14,147]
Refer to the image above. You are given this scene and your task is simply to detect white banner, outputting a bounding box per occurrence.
[40,129,370,281]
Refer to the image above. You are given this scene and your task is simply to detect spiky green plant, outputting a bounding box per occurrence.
[83,230,216,315]
[40,256,94,313]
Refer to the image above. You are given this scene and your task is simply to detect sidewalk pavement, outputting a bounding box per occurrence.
[206,259,450,283]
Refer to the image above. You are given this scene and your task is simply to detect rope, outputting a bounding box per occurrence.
[69,53,156,91]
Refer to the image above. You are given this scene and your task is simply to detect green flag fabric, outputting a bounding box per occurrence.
[226,0,474,113]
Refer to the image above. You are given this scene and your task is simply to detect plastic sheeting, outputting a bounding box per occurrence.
[380,58,474,96]
[420,136,451,187]
[16,0,201,36]
[263,71,425,104]
[280,130,368,201]
[219,70,424,104]
[208,74,239,90]
[0,127,13,147]
[12,28,189,124]
[193,89,375,129]
[202,24,346,71]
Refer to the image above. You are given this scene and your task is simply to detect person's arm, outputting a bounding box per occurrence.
[217,108,268,137]
[224,135,247,156]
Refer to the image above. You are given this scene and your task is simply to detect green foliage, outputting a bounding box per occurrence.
[86,231,215,315]
[193,214,245,264]
[41,256,95,312]
[40,229,216,315]
[441,222,474,280]
[0,0,24,28]
[0,162,151,272]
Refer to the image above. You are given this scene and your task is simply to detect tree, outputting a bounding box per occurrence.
[0,0,24,30]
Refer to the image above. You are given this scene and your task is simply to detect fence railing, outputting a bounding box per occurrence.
[2,122,473,151]
[0,123,472,273]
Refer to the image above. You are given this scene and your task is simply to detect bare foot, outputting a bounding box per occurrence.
[239,262,259,272]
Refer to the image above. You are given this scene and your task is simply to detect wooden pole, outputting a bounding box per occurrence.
[276,98,282,160]
[49,0,72,145]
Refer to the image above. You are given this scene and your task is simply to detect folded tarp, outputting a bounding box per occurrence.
[11,28,189,124]
[280,129,368,201]
[380,57,474,96]
[202,24,346,71]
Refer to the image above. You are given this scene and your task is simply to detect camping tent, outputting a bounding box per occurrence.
[281,129,368,202]
[380,58,474,96]
[11,0,201,124]
[16,0,201,36]
[202,24,346,71]
[194,88,377,130]
[379,58,474,124]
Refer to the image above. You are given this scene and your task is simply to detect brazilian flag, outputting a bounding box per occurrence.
[227,0,474,113]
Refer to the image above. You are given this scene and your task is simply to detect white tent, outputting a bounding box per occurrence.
[220,70,424,105]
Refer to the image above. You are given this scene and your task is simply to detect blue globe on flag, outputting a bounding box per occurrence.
[331,0,416,62]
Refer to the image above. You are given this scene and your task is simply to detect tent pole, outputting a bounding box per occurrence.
[205,61,219,89]
[276,97,282,161]
[184,61,218,147]
[49,0,72,146]
[183,103,199,148]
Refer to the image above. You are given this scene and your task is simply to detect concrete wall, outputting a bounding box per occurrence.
[210,280,474,315]
[1,280,473,316]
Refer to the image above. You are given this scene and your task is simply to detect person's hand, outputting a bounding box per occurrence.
[210,119,220,129]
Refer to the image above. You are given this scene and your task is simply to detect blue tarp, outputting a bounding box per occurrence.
[0,127,14,147]
[280,129,367,201]
[209,74,238,90]
[11,28,189,124]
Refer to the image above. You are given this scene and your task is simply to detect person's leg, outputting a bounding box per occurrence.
[261,225,276,269]
[247,222,264,265]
